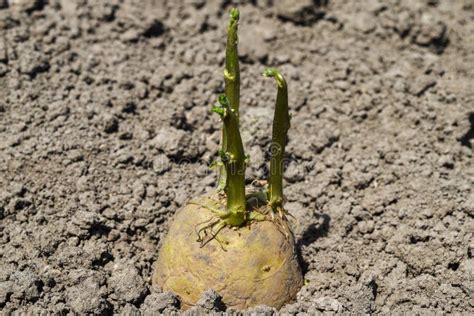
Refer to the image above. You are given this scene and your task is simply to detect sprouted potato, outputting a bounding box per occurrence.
[153,8,303,310]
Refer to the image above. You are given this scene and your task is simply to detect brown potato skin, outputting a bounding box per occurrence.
[153,194,303,310]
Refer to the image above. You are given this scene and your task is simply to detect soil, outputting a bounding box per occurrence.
[0,0,473,314]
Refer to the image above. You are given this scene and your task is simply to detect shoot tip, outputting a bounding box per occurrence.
[263,68,277,77]
[229,8,240,21]
[263,68,286,88]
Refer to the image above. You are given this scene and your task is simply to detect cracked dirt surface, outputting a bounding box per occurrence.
[0,0,473,314]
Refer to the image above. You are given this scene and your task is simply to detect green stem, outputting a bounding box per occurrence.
[212,8,246,226]
[225,8,240,117]
[216,129,227,191]
[263,68,290,212]
[217,8,240,192]
[213,96,246,226]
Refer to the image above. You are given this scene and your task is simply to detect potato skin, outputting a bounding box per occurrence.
[153,194,303,310]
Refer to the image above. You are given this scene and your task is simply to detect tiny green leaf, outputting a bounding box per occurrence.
[210,160,223,169]
[218,149,227,160]
[218,95,230,107]
[212,105,227,117]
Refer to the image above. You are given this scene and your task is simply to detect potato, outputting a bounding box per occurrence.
[153,194,303,310]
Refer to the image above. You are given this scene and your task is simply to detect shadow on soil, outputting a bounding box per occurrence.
[296,212,331,275]
[460,112,474,148]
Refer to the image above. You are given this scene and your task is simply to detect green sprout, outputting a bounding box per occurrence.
[213,7,246,227]
[263,68,290,215]
[216,8,240,193]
